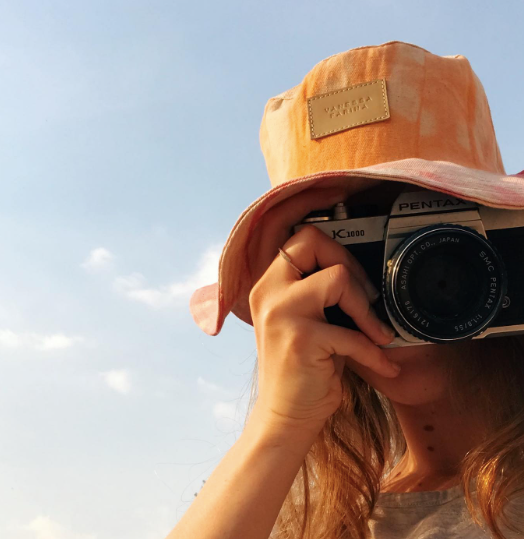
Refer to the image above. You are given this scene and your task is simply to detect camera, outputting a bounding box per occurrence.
[293,186,524,348]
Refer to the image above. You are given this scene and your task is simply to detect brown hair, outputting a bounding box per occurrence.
[243,334,524,538]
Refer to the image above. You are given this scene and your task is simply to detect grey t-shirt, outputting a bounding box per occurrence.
[368,483,524,538]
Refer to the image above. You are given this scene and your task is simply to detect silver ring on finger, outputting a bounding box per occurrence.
[278,247,304,277]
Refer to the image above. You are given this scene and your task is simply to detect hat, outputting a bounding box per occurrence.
[190,40,524,336]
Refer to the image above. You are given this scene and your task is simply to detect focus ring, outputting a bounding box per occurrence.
[382,223,507,344]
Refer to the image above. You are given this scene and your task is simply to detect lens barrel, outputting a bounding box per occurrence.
[383,224,507,343]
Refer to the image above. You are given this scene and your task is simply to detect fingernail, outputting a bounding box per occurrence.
[389,362,402,375]
[364,280,381,303]
[379,321,396,340]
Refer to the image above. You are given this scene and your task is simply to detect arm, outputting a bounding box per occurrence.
[165,403,322,539]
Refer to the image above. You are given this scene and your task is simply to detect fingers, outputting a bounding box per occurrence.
[278,224,380,302]
[272,223,396,349]
[288,263,395,346]
[248,186,347,285]
[318,325,401,378]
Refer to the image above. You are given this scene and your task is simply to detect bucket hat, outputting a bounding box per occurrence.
[190,40,524,336]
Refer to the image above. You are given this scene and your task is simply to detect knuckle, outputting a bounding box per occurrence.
[366,301,378,324]
[327,263,351,283]
[298,223,322,240]
[351,329,371,350]
[248,280,265,314]
[352,329,367,345]
[284,323,309,356]
[363,300,373,320]
[254,294,286,326]
[248,283,258,307]
[259,302,280,324]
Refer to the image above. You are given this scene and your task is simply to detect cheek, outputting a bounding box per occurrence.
[383,343,442,364]
[382,362,448,405]
[344,346,450,405]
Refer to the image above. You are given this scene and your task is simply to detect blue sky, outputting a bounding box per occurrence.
[0,1,523,538]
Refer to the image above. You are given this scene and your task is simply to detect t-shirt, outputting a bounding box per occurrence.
[368,483,524,538]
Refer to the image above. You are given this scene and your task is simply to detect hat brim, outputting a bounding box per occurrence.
[190,158,524,336]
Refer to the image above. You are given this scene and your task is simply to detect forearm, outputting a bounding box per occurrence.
[166,404,322,539]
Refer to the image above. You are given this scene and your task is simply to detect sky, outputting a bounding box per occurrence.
[0,1,523,538]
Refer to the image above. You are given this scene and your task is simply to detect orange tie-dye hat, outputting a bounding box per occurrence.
[190,40,524,336]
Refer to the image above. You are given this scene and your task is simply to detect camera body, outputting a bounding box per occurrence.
[293,187,524,348]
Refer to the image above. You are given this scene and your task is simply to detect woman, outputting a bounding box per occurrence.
[170,182,524,539]
[174,41,524,538]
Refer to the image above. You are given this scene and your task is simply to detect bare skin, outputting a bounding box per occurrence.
[247,179,487,494]
[167,181,486,539]
[343,182,486,493]
[344,341,484,493]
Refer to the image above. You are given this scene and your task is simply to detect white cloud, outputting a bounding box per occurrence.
[16,514,97,539]
[0,329,22,348]
[113,243,222,308]
[197,376,234,399]
[0,330,83,351]
[212,400,249,434]
[100,369,132,395]
[135,504,174,539]
[81,247,115,273]
[113,272,166,308]
[197,377,250,432]
[36,334,83,351]
[212,401,238,422]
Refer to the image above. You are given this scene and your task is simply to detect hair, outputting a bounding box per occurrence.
[242,334,524,539]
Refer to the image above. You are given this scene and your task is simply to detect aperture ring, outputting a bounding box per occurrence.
[383,224,507,343]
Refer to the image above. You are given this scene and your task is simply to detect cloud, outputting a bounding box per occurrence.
[197,376,234,399]
[16,514,97,539]
[99,369,132,394]
[212,399,249,433]
[36,334,84,351]
[113,243,222,308]
[81,247,115,273]
[197,376,249,432]
[135,504,174,539]
[212,401,238,422]
[113,272,165,308]
[0,330,21,348]
[0,330,83,351]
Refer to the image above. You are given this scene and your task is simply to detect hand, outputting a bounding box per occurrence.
[248,187,401,437]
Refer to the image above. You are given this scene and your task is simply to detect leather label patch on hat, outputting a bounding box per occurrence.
[307,79,390,140]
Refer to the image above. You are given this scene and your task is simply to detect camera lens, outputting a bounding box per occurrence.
[383,224,507,343]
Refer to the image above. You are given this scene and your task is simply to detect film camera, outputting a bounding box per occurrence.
[293,186,524,348]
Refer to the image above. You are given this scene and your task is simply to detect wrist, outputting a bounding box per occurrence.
[245,401,326,451]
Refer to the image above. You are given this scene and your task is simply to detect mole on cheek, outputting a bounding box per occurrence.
[423,425,435,431]
[427,446,435,451]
